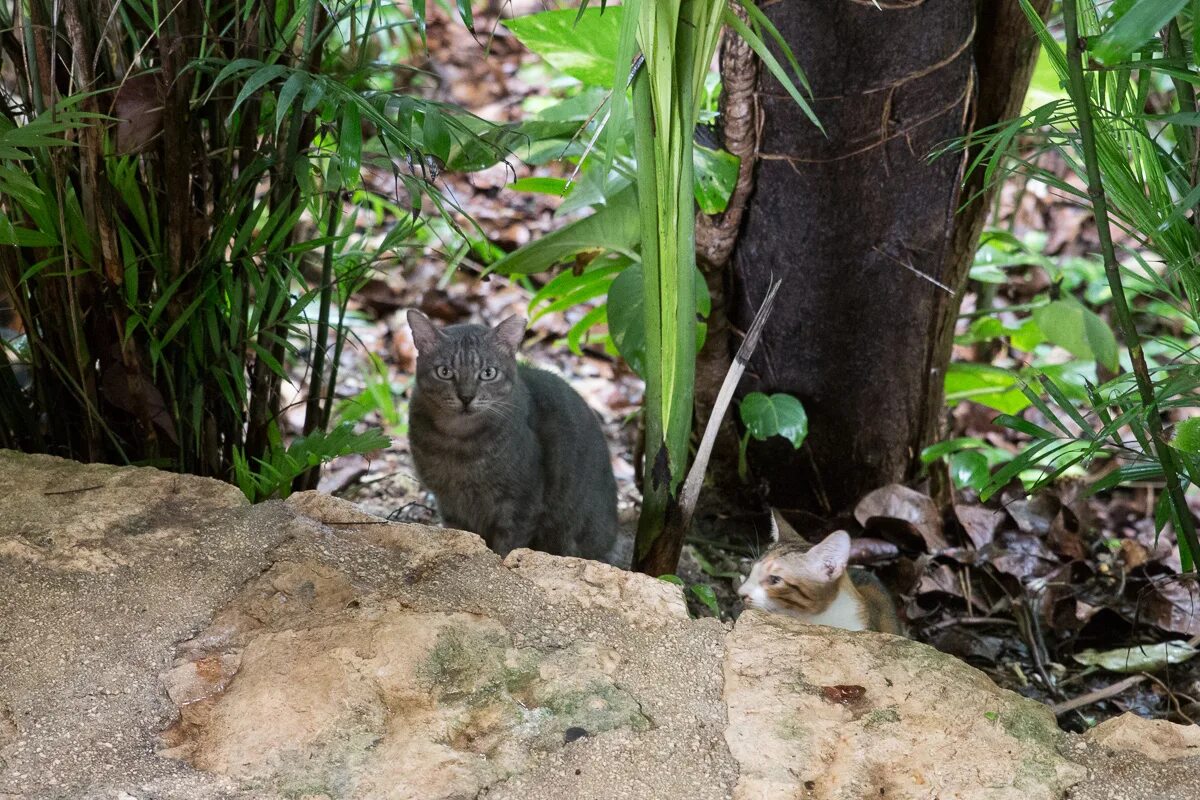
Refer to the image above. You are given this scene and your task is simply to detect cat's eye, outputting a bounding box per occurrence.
[479,366,499,381]
[434,365,454,380]
[767,575,782,586]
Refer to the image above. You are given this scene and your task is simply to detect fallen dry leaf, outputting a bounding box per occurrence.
[855,484,947,552]
[954,504,1005,550]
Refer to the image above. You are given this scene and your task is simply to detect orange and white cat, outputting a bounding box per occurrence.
[737,509,901,635]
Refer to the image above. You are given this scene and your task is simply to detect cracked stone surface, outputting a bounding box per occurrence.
[2,450,1199,799]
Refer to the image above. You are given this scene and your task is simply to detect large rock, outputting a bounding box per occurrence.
[1,450,1198,799]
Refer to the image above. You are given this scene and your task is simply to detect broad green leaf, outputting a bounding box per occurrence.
[944,363,1031,415]
[607,262,708,378]
[1010,319,1045,352]
[920,437,987,464]
[1074,641,1198,673]
[658,574,685,586]
[503,7,623,86]
[489,186,640,275]
[950,450,990,492]
[739,392,809,448]
[694,143,738,214]
[1032,299,1119,371]
[606,262,647,376]
[1090,0,1186,65]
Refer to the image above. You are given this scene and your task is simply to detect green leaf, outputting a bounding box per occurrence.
[690,584,721,616]
[950,450,990,492]
[944,363,1031,415]
[1032,299,1119,371]
[1173,417,1200,452]
[339,102,362,189]
[606,263,717,379]
[1010,318,1045,352]
[693,144,738,214]
[490,186,640,275]
[606,261,647,376]
[503,7,623,86]
[422,109,452,165]
[508,176,570,195]
[230,64,287,117]
[658,574,685,586]
[739,392,809,448]
[723,6,821,131]
[455,0,475,32]
[275,72,308,133]
[920,437,987,464]
[1091,0,1187,65]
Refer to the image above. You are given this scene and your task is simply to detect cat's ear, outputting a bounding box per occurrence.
[769,508,804,545]
[807,530,850,582]
[492,314,526,355]
[407,309,441,353]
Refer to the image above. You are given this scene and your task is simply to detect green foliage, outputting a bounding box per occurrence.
[739,392,809,448]
[1090,0,1188,64]
[1031,300,1119,371]
[737,392,808,481]
[335,353,409,435]
[503,8,624,86]
[0,0,495,495]
[489,1,816,572]
[656,574,722,618]
[234,422,391,502]
[947,0,1200,567]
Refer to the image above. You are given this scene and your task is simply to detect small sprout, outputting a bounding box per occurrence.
[984,710,999,721]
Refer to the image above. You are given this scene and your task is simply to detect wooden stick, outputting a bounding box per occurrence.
[677,278,781,531]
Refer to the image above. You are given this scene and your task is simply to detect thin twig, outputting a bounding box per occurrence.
[1061,0,1200,568]
[1050,674,1147,716]
[1050,633,1200,716]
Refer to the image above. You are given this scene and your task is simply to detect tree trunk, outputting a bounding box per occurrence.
[728,0,1049,516]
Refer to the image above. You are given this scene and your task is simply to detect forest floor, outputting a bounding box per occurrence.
[302,7,1200,733]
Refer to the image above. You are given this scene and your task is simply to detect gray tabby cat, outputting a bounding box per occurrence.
[407,310,618,560]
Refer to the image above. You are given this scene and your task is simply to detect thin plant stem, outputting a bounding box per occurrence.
[1061,0,1199,570]
[295,189,343,492]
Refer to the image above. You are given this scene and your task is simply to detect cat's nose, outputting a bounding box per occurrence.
[456,391,475,409]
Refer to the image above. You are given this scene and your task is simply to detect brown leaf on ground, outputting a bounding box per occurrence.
[848,537,900,565]
[1047,507,1087,561]
[862,516,927,555]
[1006,493,1060,536]
[1141,576,1200,636]
[985,531,1059,579]
[953,504,1006,550]
[855,484,947,552]
[1118,539,1150,569]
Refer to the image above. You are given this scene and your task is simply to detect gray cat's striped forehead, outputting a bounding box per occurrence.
[423,324,510,364]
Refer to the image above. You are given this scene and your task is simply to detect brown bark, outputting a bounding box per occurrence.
[727,0,1049,516]
[693,15,761,513]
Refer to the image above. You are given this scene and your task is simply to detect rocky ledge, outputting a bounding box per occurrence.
[1,450,1198,799]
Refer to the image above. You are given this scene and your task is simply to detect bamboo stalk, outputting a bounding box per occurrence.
[1061,0,1200,569]
[295,190,343,492]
